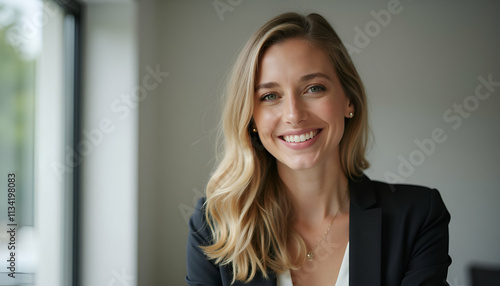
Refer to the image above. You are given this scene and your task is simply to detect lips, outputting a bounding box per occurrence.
[280,129,321,143]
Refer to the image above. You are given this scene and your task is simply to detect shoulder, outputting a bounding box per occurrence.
[186,197,227,285]
[371,179,448,218]
[373,179,442,204]
[188,197,211,245]
[350,175,450,226]
[186,198,269,285]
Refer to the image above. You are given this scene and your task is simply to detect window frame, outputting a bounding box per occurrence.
[58,0,83,286]
[52,1,83,285]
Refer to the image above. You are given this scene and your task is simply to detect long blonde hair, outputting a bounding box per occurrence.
[203,12,370,283]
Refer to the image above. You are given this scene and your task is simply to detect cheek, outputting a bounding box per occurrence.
[319,98,346,122]
[318,99,347,141]
[253,108,279,136]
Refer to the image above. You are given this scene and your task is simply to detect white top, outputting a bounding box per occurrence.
[277,242,349,286]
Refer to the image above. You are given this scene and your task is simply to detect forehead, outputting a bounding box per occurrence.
[257,38,335,82]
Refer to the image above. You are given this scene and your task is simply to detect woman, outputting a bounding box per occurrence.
[186,12,451,286]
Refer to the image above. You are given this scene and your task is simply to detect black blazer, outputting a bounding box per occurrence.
[186,175,451,285]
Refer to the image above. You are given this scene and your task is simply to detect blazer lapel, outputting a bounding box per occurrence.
[349,175,381,286]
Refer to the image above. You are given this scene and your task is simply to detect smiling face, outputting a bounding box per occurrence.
[253,37,354,172]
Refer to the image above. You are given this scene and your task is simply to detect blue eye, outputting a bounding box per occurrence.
[261,93,278,101]
[307,85,326,93]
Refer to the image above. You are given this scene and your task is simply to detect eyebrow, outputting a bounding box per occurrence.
[301,72,332,82]
[254,72,332,92]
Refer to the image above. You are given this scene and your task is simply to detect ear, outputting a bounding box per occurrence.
[345,100,355,118]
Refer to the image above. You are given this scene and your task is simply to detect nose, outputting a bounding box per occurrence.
[283,94,307,126]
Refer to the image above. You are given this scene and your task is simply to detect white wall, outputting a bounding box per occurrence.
[81,2,138,286]
[34,3,65,285]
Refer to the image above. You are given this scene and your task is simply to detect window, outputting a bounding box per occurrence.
[0,0,81,285]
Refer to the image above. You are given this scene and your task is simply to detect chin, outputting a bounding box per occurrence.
[278,158,318,171]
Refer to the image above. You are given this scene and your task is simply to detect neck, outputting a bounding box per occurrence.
[277,159,349,226]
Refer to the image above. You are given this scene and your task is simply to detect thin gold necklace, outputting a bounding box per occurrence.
[306,190,348,261]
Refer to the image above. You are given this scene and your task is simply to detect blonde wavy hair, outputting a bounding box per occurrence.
[203,12,370,283]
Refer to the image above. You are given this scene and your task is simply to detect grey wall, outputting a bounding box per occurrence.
[137,1,500,285]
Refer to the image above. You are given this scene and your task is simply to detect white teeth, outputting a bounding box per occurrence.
[283,130,318,143]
